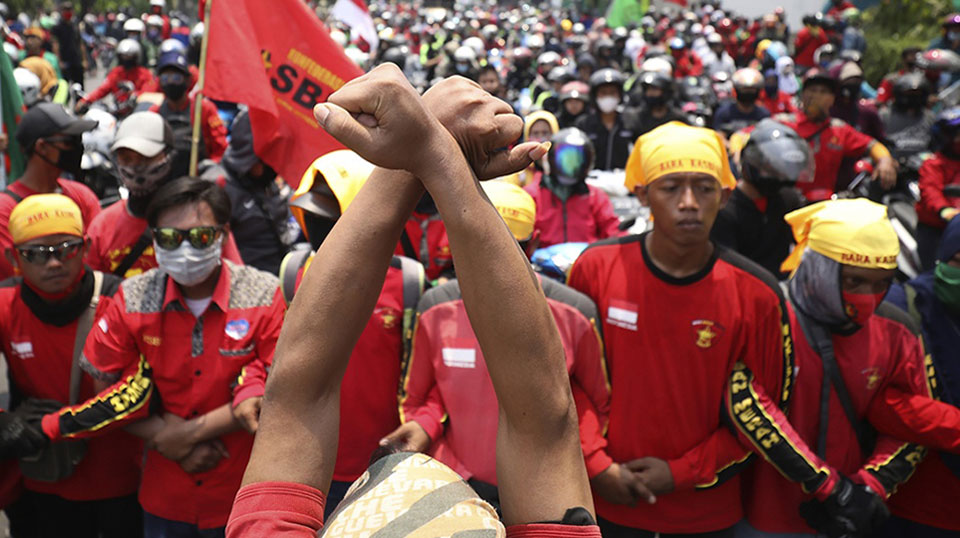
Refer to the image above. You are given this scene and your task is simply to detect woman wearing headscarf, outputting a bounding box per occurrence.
[517,109,559,187]
[776,56,801,96]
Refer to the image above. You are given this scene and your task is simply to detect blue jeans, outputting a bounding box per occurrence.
[143,512,225,538]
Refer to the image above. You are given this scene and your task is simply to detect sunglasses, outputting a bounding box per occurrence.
[159,72,186,85]
[152,226,223,250]
[16,239,84,265]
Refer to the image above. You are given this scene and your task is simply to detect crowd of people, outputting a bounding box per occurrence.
[0,0,959,537]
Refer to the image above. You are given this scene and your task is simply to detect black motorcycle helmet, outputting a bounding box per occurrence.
[740,119,815,195]
[381,46,409,68]
[931,106,960,158]
[892,72,931,110]
[546,128,595,189]
[589,67,626,100]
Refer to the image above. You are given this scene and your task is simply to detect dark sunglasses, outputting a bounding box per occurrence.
[159,72,186,85]
[16,239,84,265]
[152,226,223,250]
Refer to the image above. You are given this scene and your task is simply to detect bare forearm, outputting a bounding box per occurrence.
[186,404,239,443]
[125,416,165,446]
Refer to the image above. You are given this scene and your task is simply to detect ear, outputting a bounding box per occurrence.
[720,187,733,206]
[634,185,649,206]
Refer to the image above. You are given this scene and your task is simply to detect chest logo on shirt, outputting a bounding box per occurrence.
[826,135,843,151]
[375,306,401,330]
[11,341,34,359]
[225,319,250,340]
[862,366,881,390]
[442,348,476,369]
[692,320,724,349]
[607,299,638,331]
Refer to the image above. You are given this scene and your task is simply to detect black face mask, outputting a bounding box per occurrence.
[765,84,778,96]
[244,165,278,187]
[737,91,759,105]
[644,93,667,108]
[161,81,188,101]
[840,83,861,102]
[38,138,83,177]
[119,56,137,69]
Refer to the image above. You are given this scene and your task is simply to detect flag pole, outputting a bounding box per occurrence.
[189,0,213,177]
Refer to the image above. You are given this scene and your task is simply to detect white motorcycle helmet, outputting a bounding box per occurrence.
[159,38,186,55]
[14,68,41,107]
[81,108,118,156]
[463,36,486,58]
[123,18,145,34]
[641,56,674,77]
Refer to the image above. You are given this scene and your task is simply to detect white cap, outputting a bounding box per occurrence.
[111,112,172,158]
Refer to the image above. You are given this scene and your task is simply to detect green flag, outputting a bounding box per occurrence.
[606,0,649,29]
[0,51,25,183]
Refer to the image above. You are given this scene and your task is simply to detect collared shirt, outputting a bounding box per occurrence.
[53,260,284,528]
[777,112,874,197]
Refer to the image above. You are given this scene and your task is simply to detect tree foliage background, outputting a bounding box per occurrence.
[861,0,950,84]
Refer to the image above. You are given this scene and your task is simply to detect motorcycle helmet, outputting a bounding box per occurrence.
[159,38,186,55]
[548,65,574,85]
[740,119,815,194]
[732,68,763,96]
[892,72,931,110]
[931,106,960,158]
[122,17,145,34]
[547,128,595,187]
[81,108,119,157]
[380,46,409,68]
[589,68,626,97]
[813,43,837,67]
[189,22,204,48]
[13,68,41,107]
[802,67,837,93]
[669,37,686,50]
[537,50,562,75]
[559,81,590,103]
[641,56,674,77]
[116,38,142,68]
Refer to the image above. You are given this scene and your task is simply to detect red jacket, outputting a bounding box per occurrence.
[567,236,794,533]
[826,1,856,18]
[0,271,142,501]
[876,70,909,105]
[793,27,829,68]
[400,276,611,484]
[741,304,928,534]
[758,90,797,116]
[149,97,228,162]
[778,112,874,197]
[916,153,960,228]
[42,261,284,529]
[82,65,156,104]
[672,52,704,78]
[395,212,453,281]
[523,181,622,248]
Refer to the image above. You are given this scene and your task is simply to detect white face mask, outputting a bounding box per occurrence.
[154,236,223,287]
[597,96,620,113]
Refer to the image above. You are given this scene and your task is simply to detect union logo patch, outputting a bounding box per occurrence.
[375,306,401,330]
[692,319,724,349]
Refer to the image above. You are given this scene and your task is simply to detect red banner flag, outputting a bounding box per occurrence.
[205,0,363,187]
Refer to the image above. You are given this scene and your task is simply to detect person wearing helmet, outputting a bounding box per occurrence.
[18,57,60,104]
[794,14,828,70]
[631,70,688,137]
[669,37,703,78]
[0,103,101,280]
[777,69,897,199]
[76,38,156,114]
[558,81,590,128]
[876,47,921,105]
[148,51,227,176]
[713,68,770,134]
[931,13,960,55]
[915,107,960,270]
[449,44,478,80]
[145,15,165,46]
[759,67,798,115]
[703,32,735,77]
[712,119,811,276]
[575,68,638,171]
[20,26,63,80]
[216,109,294,274]
[506,46,536,95]
[148,0,172,40]
[830,61,885,143]
[14,67,42,108]
[387,179,610,514]
[594,36,618,71]
[122,17,155,66]
[523,128,621,248]
[49,1,85,85]
[814,43,838,71]
[841,8,865,55]
[880,72,936,161]
[577,52,597,83]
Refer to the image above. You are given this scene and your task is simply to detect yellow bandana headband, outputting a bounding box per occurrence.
[8,194,83,245]
[781,198,899,272]
[625,121,737,191]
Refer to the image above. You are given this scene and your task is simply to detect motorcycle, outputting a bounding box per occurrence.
[79,108,123,208]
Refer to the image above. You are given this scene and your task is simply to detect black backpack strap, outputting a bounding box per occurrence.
[793,307,876,457]
[278,249,312,306]
[113,226,153,278]
[399,229,417,260]
[2,188,24,203]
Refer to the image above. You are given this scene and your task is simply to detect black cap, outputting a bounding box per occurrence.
[15,102,97,155]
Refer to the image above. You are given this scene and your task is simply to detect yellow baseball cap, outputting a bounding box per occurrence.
[482,181,536,241]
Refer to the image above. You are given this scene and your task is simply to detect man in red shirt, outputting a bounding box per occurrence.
[759,68,797,115]
[148,51,227,176]
[39,178,284,537]
[0,194,142,537]
[227,68,601,537]
[876,48,921,105]
[391,181,611,509]
[570,122,799,536]
[669,38,703,78]
[794,15,829,70]
[1,102,101,280]
[915,108,960,270]
[76,38,155,113]
[85,111,241,278]
[776,70,896,200]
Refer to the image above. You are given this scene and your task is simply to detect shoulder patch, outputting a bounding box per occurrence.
[542,277,600,323]
[121,269,168,314]
[226,261,280,310]
[875,301,922,337]
[416,279,463,314]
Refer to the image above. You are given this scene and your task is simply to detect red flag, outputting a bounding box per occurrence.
[205,0,363,187]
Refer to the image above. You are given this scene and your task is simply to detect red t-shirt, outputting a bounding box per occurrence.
[567,234,791,533]
[758,91,797,116]
[86,199,244,278]
[45,261,284,528]
[225,482,602,537]
[0,272,142,500]
[916,153,960,228]
[793,27,828,68]
[778,112,874,197]
[0,178,101,280]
